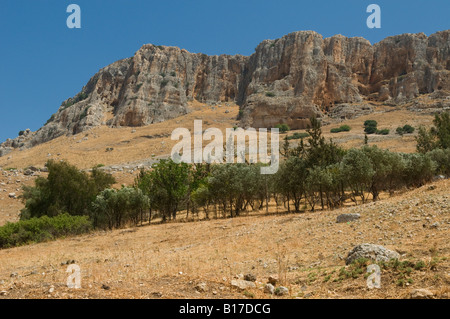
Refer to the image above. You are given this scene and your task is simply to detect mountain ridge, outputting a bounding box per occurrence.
[1,29,449,156]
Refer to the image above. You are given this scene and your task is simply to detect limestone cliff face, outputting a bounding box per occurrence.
[1,30,449,154]
[238,30,450,128]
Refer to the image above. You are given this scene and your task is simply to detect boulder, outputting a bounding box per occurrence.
[337,213,361,223]
[345,243,400,265]
[410,289,434,299]
[264,284,275,295]
[231,280,256,291]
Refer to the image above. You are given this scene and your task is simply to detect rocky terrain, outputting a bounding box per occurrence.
[1,30,449,156]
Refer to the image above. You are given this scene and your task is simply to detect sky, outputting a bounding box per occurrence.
[0,0,449,142]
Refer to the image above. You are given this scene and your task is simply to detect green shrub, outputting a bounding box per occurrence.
[403,125,415,134]
[265,92,276,97]
[364,120,378,128]
[275,124,290,133]
[364,120,378,134]
[287,132,309,140]
[20,160,116,219]
[396,125,415,135]
[0,214,92,249]
[416,112,450,153]
[364,126,377,134]
[427,148,450,176]
[331,125,351,133]
[376,129,390,135]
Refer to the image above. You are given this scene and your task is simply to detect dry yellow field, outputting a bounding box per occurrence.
[0,102,448,299]
[0,179,448,299]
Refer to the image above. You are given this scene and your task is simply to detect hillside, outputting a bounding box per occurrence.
[0,98,442,225]
[0,178,448,299]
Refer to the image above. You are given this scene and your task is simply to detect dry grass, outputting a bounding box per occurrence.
[0,179,448,299]
[0,101,448,299]
[0,101,240,171]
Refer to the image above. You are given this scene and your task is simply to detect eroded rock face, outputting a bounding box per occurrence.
[1,30,449,153]
[1,46,248,151]
[238,30,450,128]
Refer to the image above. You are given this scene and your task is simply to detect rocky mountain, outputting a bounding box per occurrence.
[1,30,449,156]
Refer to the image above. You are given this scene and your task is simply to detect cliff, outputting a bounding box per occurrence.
[1,30,449,155]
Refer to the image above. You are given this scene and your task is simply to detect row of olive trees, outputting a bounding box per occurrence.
[182,146,438,217]
[22,113,449,228]
[128,114,449,222]
[90,187,149,229]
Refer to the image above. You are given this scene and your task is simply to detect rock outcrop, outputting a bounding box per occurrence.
[345,243,400,265]
[238,30,450,128]
[1,30,449,154]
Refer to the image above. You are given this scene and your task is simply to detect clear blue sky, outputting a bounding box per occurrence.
[0,0,449,142]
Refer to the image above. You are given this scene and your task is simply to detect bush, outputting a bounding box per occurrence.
[402,153,436,187]
[364,120,378,134]
[364,126,377,134]
[0,214,92,249]
[275,124,290,133]
[427,148,450,176]
[396,125,415,135]
[403,125,415,134]
[364,120,378,128]
[416,112,450,153]
[331,125,351,133]
[20,160,116,219]
[287,132,309,140]
[376,129,390,135]
[265,92,276,97]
